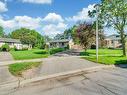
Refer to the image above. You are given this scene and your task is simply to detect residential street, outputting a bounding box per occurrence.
[1,67,127,95]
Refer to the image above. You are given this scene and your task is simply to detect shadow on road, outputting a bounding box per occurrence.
[115,60,127,68]
[53,49,83,57]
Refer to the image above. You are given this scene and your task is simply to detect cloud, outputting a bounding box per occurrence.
[0,16,42,29]
[0,11,67,37]
[42,13,67,37]
[14,16,41,29]
[0,1,8,13]
[21,0,52,4]
[66,4,95,23]
[42,22,67,37]
[0,19,16,28]
[43,13,64,23]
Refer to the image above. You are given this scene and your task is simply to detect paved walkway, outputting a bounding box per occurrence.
[0,66,17,85]
[0,52,17,85]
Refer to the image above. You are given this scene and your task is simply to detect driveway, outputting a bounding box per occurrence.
[37,56,100,76]
[0,50,101,84]
[36,49,100,76]
[1,67,127,95]
[0,52,13,62]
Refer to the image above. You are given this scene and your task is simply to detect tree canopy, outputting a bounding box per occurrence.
[74,23,96,51]
[0,26,4,37]
[10,28,44,48]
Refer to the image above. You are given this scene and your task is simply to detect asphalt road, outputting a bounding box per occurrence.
[1,67,127,95]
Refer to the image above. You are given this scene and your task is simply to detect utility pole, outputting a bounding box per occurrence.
[95,4,99,62]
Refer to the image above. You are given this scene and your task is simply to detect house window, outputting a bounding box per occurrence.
[118,40,122,43]
[111,40,114,44]
[116,35,119,38]
[62,43,64,46]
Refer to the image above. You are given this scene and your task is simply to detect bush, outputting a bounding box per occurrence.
[91,45,96,49]
[108,47,115,49]
[80,52,89,56]
[22,47,28,51]
[50,48,65,54]
[64,45,70,50]
[34,50,48,54]
[10,46,18,51]
[1,43,10,51]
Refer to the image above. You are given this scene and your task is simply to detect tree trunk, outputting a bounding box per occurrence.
[120,32,126,56]
[122,40,126,56]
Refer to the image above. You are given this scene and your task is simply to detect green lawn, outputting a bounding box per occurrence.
[80,49,123,56]
[9,62,41,77]
[81,49,127,65]
[10,49,49,60]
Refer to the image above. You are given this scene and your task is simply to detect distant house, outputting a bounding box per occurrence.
[105,34,127,48]
[0,38,32,50]
[46,39,83,49]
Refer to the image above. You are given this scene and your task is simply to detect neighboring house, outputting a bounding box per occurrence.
[46,39,83,49]
[105,34,127,48]
[0,38,32,50]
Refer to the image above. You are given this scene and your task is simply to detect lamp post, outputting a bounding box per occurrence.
[95,4,100,62]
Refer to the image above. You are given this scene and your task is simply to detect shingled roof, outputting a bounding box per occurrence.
[48,39,70,43]
[0,38,21,43]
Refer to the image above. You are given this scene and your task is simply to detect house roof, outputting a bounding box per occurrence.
[0,38,21,43]
[106,34,121,40]
[48,39,70,43]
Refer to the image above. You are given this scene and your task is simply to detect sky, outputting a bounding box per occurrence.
[0,0,116,37]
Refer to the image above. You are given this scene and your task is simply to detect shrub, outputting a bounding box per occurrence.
[34,50,48,54]
[64,45,70,50]
[10,46,18,51]
[22,47,28,51]
[50,48,65,54]
[80,52,89,56]
[91,45,96,49]
[1,43,10,51]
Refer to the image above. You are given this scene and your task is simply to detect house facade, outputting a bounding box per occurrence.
[105,34,127,48]
[0,38,32,50]
[46,39,83,49]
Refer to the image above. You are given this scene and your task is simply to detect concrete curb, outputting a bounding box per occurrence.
[0,65,115,89]
[0,59,43,66]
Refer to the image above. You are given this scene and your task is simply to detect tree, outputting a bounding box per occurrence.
[75,23,95,51]
[44,36,52,42]
[10,28,44,48]
[103,0,127,56]
[71,25,80,44]
[0,26,4,37]
[54,33,65,40]
[63,29,72,39]
[89,0,127,56]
